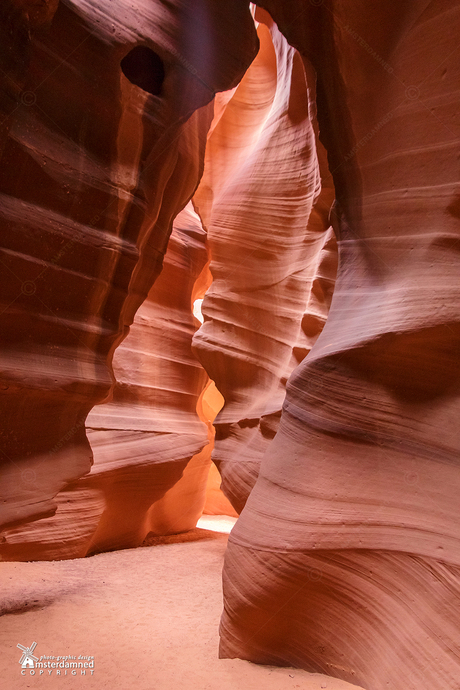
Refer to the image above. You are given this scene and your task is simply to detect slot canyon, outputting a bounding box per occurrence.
[0,1,459,689]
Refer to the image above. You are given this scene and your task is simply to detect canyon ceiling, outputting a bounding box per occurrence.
[0,1,459,689]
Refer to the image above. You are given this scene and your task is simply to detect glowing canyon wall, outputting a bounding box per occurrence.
[0,1,336,558]
[0,0,258,547]
[192,9,337,512]
[220,2,460,690]
[0,2,459,690]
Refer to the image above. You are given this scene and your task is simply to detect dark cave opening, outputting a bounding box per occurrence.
[120,45,165,96]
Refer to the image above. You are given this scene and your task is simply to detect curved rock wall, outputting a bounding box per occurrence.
[192,9,337,512]
[1,3,458,686]
[84,204,211,555]
[221,2,460,689]
[0,0,258,542]
[0,205,208,559]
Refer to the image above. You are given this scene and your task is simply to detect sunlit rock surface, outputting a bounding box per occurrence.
[0,2,459,688]
[84,204,211,555]
[0,0,258,545]
[1,206,207,559]
[220,2,460,689]
[192,9,337,513]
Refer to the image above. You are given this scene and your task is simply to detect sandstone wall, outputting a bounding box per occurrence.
[1,4,458,688]
[220,2,460,689]
[192,9,337,512]
[0,0,257,546]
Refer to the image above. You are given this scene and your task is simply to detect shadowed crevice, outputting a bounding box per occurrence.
[121,46,165,96]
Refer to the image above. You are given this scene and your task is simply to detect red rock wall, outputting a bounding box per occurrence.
[84,204,211,555]
[220,2,460,689]
[0,205,208,559]
[1,3,458,686]
[0,0,258,542]
[192,10,337,513]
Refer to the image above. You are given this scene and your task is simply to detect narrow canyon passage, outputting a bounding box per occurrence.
[1,1,459,689]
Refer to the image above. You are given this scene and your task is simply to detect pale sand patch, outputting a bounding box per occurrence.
[0,530,365,690]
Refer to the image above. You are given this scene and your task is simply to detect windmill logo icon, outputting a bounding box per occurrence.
[17,642,38,669]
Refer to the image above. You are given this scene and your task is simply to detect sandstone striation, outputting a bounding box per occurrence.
[1,1,459,687]
[84,204,211,555]
[220,2,460,689]
[1,205,209,559]
[192,9,337,513]
[0,0,258,543]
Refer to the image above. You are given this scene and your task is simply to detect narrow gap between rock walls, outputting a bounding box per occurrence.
[190,227,238,536]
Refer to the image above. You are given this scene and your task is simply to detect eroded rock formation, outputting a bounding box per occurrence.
[220,2,460,689]
[1,205,210,559]
[0,1,459,688]
[0,0,257,540]
[85,204,210,553]
[192,9,337,512]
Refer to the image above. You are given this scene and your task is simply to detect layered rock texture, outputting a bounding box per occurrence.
[0,0,258,545]
[1,205,211,559]
[220,2,460,690]
[0,1,459,689]
[193,9,337,512]
[84,204,211,554]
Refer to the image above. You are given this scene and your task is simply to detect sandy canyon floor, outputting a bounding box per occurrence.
[0,521,364,690]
